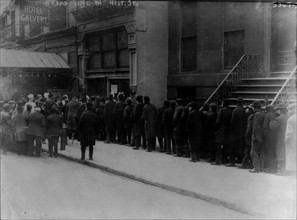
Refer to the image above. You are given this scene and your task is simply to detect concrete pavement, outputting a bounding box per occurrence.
[42,140,296,219]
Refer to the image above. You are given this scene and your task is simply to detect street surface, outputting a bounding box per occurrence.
[1,153,252,219]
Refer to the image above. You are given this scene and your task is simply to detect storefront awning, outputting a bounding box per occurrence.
[0,48,71,72]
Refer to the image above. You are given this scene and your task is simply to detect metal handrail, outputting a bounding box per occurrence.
[200,54,246,110]
[271,65,297,105]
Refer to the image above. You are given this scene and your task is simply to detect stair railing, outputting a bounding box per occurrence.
[271,66,297,105]
[201,54,260,109]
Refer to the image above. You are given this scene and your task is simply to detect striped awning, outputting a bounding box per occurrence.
[0,48,70,70]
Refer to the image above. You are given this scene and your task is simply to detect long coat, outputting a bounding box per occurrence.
[263,111,278,153]
[113,100,126,132]
[245,114,254,146]
[285,113,296,171]
[27,111,46,137]
[163,107,174,138]
[252,111,265,144]
[66,99,79,130]
[172,105,184,140]
[12,112,28,141]
[46,113,62,137]
[274,113,288,161]
[133,102,144,136]
[230,105,247,154]
[78,110,99,146]
[205,111,218,140]
[186,109,204,152]
[103,100,116,132]
[214,107,232,145]
[156,105,166,138]
[123,104,133,130]
[142,103,157,138]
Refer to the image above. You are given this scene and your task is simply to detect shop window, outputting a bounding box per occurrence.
[102,32,116,68]
[181,3,197,72]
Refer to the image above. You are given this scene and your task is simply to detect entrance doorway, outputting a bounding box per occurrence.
[271,7,297,72]
[109,79,130,97]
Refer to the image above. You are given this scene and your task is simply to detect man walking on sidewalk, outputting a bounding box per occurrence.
[78,102,99,161]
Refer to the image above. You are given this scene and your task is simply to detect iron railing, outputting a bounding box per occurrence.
[271,66,297,105]
[201,54,260,108]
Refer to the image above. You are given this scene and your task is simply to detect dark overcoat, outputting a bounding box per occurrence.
[263,111,278,152]
[172,105,184,140]
[78,110,99,146]
[230,105,247,154]
[142,103,157,138]
[12,112,28,141]
[123,104,133,129]
[275,114,288,161]
[46,113,63,137]
[163,107,174,135]
[214,107,232,145]
[113,100,126,132]
[103,100,116,132]
[245,113,254,146]
[133,102,144,136]
[156,106,166,137]
[186,109,204,152]
[252,111,265,143]
[27,111,46,137]
[205,111,218,140]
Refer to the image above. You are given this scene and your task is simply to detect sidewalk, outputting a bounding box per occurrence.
[42,140,296,219]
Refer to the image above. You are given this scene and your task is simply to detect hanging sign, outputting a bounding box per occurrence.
[20,1,49,25]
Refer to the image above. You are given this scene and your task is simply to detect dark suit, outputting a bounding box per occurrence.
[103,100,116,143]
[27,111,46,157]
[156,105,167,151]
[142,103,157,151]
[114,100,126,144]
[163,107,174,154]
[186,109,204,157]
[46,113,62,157]
[229,105,247,164]
[173,105,184,156]
[124,104,133,145]
[214,106,232,164]
[205,111,218,161]
[133,102,145,148]
[78,109,99,160]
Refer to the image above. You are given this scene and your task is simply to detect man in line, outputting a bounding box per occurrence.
[78,102,99,161]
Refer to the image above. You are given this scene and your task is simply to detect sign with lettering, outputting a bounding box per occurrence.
[20,1,49,25]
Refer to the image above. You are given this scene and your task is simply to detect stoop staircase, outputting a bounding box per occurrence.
[203,54,297,109]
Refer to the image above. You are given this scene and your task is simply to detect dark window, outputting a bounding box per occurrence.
[49,4,66,31]
[224,30,245,68]
[85,28,128,70]
[181,3,197,71]
[11,11,15,37]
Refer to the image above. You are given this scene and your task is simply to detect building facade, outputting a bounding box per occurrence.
[167,1,296,105]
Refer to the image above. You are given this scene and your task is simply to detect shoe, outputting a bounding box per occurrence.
[189,159,197,162]
[211,162,221,165]
[249,169,260,173]
[237,165,247,169]
[146,149,152,152]
[132,147,139,150]
[174,154,182,157]
[225,163,236,167]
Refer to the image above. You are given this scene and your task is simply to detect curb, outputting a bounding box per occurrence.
[44,149,262,218]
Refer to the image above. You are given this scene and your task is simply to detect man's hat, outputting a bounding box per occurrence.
[276,103,287,110]
[188,101,197,108]
[265,104,275,112]
[252,101,261,108]
[136,95,143,102]
[237,97,244,102]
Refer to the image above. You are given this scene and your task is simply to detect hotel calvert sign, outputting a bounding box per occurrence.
[20,1,49,25]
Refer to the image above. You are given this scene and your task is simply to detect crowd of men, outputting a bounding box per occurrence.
[0,92,296,175]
